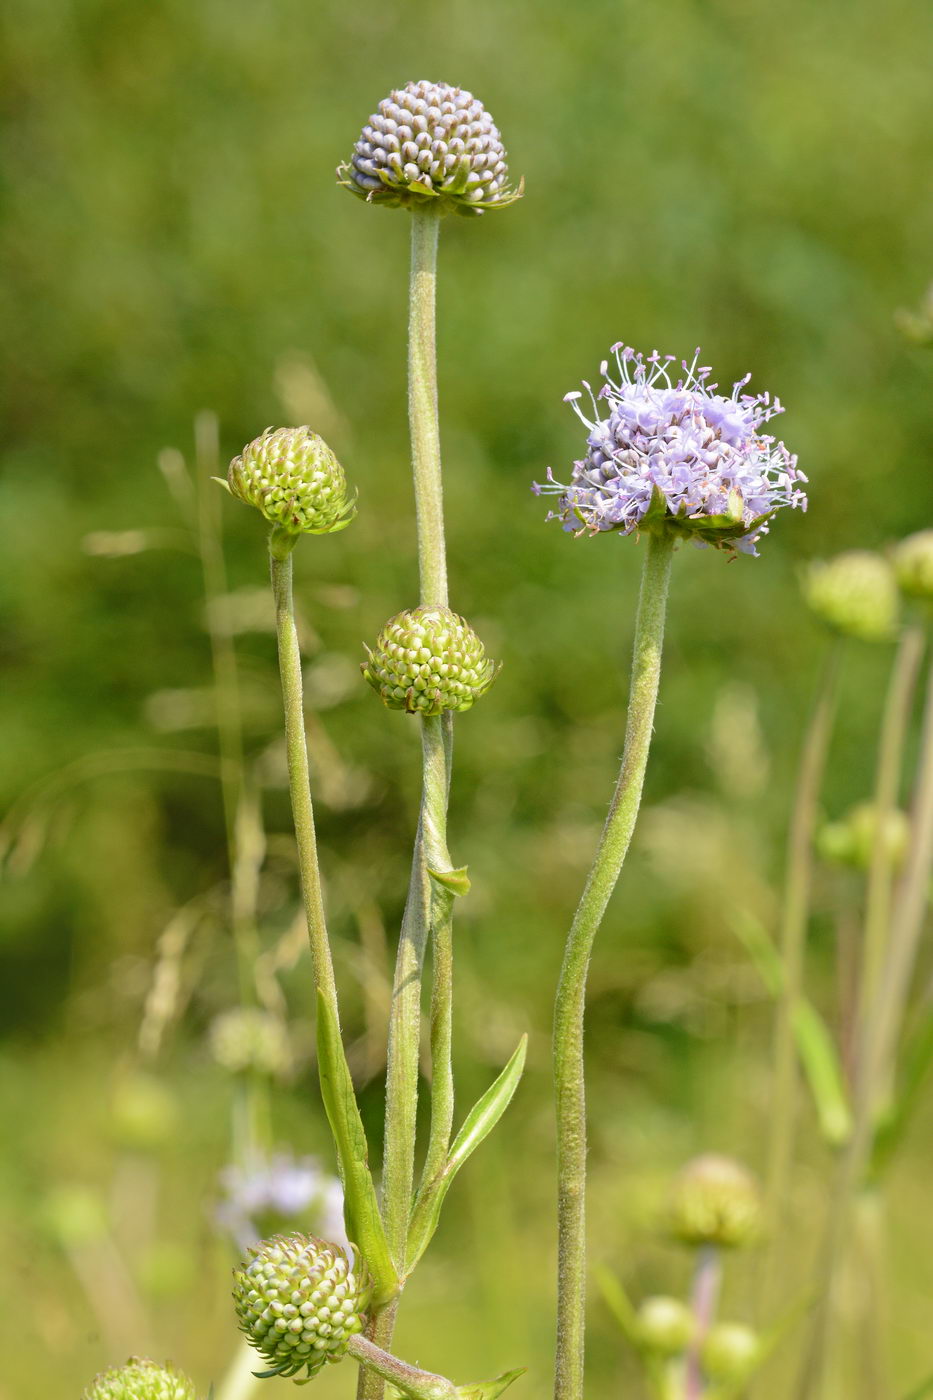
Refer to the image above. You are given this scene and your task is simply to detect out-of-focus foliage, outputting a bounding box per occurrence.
[1,0,932,1397]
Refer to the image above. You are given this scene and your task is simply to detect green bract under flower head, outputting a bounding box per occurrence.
[225,428,356,537]
[82,1359,198,1400]
[233,1233,370,1382]
[362,607,499,716]
[803,550,899,641]
[667,1155,761,1250]
[893,529,933,602]
[339,80,522,216]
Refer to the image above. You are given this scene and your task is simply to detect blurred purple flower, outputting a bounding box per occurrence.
[534,346,806,554]
[214,1151,346,1253]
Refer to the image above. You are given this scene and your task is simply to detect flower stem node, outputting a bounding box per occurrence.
[82,1359,199,1400]
[233,1233,371,1382]
[224,428,356,540]
[362,607,499,716]
[339,80,522,216]
[700,1322,761,1383]
[803,550,899,642]
[534,346,806,555]
[666,1155,761,1250]
[635,1296,696,1357]
[892,529,933,603]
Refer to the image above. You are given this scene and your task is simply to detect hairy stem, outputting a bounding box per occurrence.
[408,207,447,610]
[269,539,340,1025]
[553,531,675,1400]
[348,1333,457,1400]
[419,714,456,1195]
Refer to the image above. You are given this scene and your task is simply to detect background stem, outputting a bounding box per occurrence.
[684,1246,722,1400]
[552,531,675,1400]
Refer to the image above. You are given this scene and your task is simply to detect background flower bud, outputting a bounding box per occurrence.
[817,801,910,872]
[803,550,899,642]
[225,427,356,537]
[209,1008,291,1078]
[700,1322,761,1382]
[233,1233,370,1381]
[666,1155,761,1250]
[636,1296,695,1357]
[339,80,521,216]
[892,529,933,602]
[82,1359,198,1400]
[362,607,499,716]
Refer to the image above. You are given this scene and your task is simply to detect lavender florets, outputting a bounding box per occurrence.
[535,346,807,555]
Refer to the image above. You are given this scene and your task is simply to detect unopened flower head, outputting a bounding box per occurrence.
[215,1152,346,1254]
[225,427,356,537]
[701,1323,761,1383]
[803,550,899,641]
[817,801,910,872]
[209,1008,291,1079]
[339,80,521,216]
[534,346,806,555]
[636,1296,695,1357]
[362,606,499,716]
[893,529,933,602]
[82,1359,198,1400]
[233,1233,369,1381]
[667,1154,761,1250]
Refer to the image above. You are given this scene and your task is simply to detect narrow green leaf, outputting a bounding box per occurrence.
[594,1265,641,1346]
[406,1035,527,1270]
[316,991,399,1304]
[871,1011,933,1179]
[427,864,471,898]
[454,1368,526,1400]
[734,914,852,1146]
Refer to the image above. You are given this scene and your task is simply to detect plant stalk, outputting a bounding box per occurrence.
[684,1246,722,1400]
[552,530,675,1400]
[348,1333,457,1400]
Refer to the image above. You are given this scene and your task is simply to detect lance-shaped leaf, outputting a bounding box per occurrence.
[454,1368,526,1400]
[734,914,852,1146]
[316,990,399,1304]
[428,864,471,898]
[406,1035,527,1271]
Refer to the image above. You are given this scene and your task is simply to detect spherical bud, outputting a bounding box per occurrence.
[667,1155,761,1250]
[803,551,899,642]
[233,1232,370,1381]
[209,1008,291,1078]
[339,80,522,216]
[362,607,499,716]
[817,801,910,872]
[82,1359,198,1400]
[892,530,933,602]
[226,428,356,537]
[700,1323,761,1382]
[636,1296,695,1357]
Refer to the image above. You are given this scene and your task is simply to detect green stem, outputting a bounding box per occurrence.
[269,540,340,1025]
[684,1246,722,1400]
[420,714,456,1192]
[857,625,925,1034]
[347,1333,457,1400]
[552,530,675,1400]
[369,207,451,1399]
[763,643,842,1262]
[356,1301,401,1400]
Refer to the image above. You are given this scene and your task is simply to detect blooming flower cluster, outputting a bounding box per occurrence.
[215,1153,346,1254]
[534,346,806,554]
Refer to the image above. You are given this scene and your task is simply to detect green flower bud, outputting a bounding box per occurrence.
[701,1323,760,1382]
[339,81,522,217]
[667,1155,761,1250]
[209,1008,291,1078]
[233,1233,370,1381]
[817,801,910,872]
[636,1296,695,1357]
[803,551,899,642]
[82,1359,198,1400]
[225,428,356,537]
[892,530,933,602]
[362,607,499,716]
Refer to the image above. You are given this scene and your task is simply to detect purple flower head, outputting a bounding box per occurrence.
[534,346,806,555]
[214,1151,346,1254]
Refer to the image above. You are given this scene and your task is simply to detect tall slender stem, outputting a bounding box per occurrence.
[763,643,842,1261]
[553,530,675,1400]
[348,1333,456,1400]
[269,539,340,1026]
[420,714,456,1194]
[684,1247,722,1400]
[366,206,451,1400]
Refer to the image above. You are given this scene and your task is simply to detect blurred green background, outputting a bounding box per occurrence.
[2,0,932,1396]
